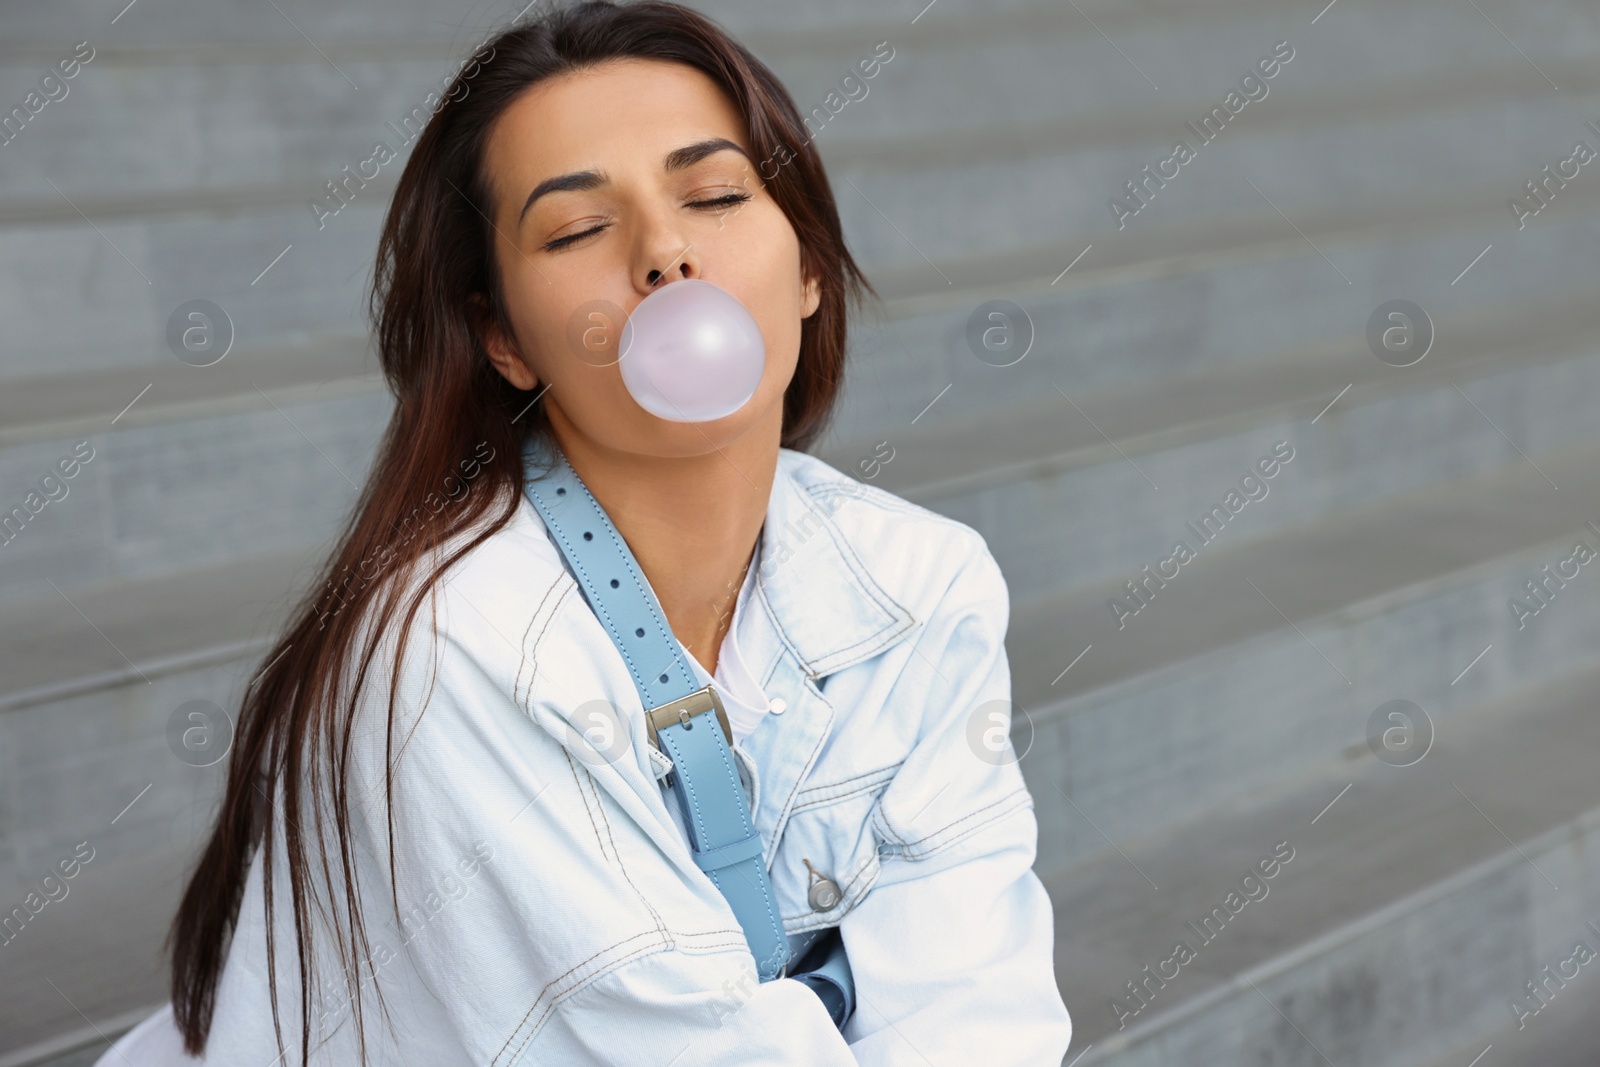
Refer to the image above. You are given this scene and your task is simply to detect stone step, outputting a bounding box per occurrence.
[826,289,1600,501]
[814,91,1600,294]
[1039,655,1600,1065]
[766,8,1598,158]
[0,199,382,385]
[812,64,1599,175]
[0,835,218,1064]
[1012,435,1600,877]
[849,169,1600,315]
[0,386,393,610]
[0,548,309,712]
[0,333,375,450]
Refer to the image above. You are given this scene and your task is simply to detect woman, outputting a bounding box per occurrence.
[145,2,1071,1063]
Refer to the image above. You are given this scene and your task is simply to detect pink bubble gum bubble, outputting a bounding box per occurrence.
[617,279,766,423]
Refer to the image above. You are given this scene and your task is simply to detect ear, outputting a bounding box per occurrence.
[800,268,821,320]
[470,294,538,391]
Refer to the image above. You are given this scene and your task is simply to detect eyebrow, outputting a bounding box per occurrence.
[517,138,753,223]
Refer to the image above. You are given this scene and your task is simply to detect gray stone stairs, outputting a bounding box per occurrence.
[1041,659,1600,1066]
[998,432,1600,862]
[4,0,1600,1063]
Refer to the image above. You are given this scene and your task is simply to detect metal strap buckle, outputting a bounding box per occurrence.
[645,684,733,752]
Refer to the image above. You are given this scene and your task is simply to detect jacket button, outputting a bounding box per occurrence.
[769,698,788,715]
[807,876,842,911]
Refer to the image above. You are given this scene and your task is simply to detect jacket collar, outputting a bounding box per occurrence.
[747,452,919,682]
[514,446,920,880]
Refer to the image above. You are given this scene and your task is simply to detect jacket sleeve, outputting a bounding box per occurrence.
[339,578,862,1066]
[840,536,1073,1066]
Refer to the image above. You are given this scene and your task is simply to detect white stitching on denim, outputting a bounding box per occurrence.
[793,761,903,811]
[885,788,1034,860]
[489,929,666,1066]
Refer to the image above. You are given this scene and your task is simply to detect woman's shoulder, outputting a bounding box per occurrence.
[779,446,968,527]
[349,480,594,699]
[777,448,1007,624]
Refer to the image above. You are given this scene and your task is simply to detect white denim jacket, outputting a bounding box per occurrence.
[181,446,1072,1066]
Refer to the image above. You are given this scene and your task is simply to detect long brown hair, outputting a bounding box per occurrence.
[167,2,875,1059]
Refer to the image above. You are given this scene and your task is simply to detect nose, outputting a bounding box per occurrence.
[644,244,697,290]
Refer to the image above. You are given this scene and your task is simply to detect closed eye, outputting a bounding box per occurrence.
[541,192,754,252]
[692,192,753,211]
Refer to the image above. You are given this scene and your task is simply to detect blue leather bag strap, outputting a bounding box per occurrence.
[520,437,792,983]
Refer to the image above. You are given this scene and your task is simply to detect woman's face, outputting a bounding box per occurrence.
[477,58,821,457]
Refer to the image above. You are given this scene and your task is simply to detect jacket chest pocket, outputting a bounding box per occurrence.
[769,761,901,934]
